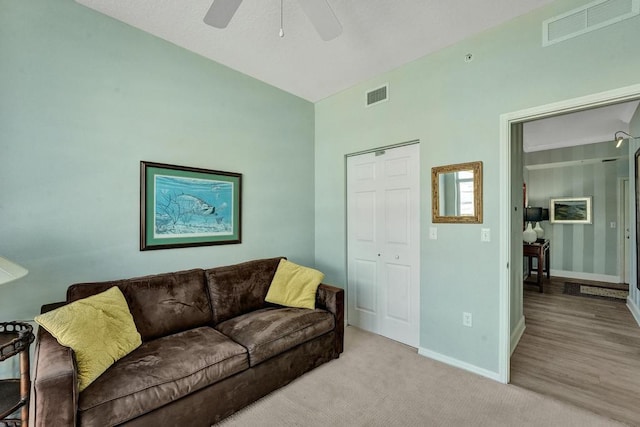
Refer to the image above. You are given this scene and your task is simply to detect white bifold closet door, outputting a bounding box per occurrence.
[346,143,420,347]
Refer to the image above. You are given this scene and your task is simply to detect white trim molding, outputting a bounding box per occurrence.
[418,347,502,382]
[627,297,640,327]
[510,316,526,356]
[550,270,620,284]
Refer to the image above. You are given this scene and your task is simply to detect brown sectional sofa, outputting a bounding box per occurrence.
[31,257,344,426]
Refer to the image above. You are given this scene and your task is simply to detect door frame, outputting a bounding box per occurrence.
[620,177,630,284]
[344,139,421,344]
[498,83,640,383]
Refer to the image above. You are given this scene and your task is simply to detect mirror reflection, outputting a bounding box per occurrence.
[432,161,483,223]
[438,170,475,216]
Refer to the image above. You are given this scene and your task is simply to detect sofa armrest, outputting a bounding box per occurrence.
[315,284,344,355]
[31,304,78,427]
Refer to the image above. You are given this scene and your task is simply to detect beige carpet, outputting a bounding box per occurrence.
[217,327,624,426]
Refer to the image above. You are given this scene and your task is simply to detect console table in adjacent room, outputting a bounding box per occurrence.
[523,239,550,293]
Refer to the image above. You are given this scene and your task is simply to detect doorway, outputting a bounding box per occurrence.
[498,83,640,383]
[508,98,640,424]
[346,142,420,347]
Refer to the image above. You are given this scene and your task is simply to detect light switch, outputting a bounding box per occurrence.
[429,227,438,240]
[610,222,616,229]
[481,228,490,242]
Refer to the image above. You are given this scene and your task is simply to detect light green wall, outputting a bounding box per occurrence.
[315,0,640,374]
[0,0,315,326]
[526,142,628,277]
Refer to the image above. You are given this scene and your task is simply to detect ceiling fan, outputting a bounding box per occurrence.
[203,0,342,41]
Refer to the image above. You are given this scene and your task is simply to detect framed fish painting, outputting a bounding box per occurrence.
[140,161,242,250]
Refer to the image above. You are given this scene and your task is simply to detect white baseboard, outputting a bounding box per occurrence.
[418,347,501,382]
[550,270,620,284]
[510,316,526,356]
[627,297,640,327]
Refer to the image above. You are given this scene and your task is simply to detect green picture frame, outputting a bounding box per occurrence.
[140,161,242,250]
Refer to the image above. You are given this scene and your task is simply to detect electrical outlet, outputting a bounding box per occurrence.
[463,312,472,327]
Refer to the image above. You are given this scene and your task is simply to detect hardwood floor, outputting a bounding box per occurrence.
[511,277,640,426]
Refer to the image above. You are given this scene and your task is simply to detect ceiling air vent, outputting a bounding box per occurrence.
[543,0,639,46]
[366,84,389,107]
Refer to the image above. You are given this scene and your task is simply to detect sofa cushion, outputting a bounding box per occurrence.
[216,307,335,366]
[205,257,283,324]
[67,269,212,341]
[77,326,248,427]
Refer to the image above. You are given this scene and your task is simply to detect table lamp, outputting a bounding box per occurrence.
[0,257,28,285]
[536,208,549,239]
[523,207,542,243]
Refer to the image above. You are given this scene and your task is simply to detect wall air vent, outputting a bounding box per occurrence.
[543,0,639,46]
[366,84,389,107]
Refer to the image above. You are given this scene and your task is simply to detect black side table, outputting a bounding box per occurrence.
[0,322,35,427]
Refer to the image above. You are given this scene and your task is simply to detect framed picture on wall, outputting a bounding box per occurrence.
[549,196,592,224]
[140,161,242,250]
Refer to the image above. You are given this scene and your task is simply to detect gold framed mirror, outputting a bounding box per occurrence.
[431,161,483,223]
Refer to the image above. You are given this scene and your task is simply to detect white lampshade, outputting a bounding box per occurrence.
[0,256,28,285]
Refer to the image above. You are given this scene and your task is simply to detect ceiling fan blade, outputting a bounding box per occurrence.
[203,0,243,29]
[297,0,342,41]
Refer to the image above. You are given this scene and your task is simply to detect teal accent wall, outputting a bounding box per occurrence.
[315,0,640,374]
[0,0,315,326]
[525,142,629,278]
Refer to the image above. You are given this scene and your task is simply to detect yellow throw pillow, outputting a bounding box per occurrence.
[35,286,142,392]
[265,259,324,309]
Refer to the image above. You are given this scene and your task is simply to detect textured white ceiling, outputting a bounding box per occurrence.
[74,0,556,102]
[523,101,640,152]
